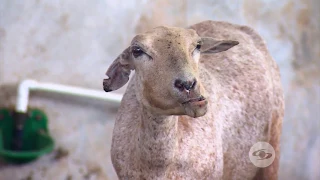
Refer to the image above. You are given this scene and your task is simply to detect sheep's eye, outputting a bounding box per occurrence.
[132,46,144,58]
[196,42,202,50]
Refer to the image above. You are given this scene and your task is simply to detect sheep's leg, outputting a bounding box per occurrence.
[253,111,282,180]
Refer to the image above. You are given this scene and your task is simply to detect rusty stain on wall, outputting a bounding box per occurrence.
[135,0,188,34]
[279,0,320,86]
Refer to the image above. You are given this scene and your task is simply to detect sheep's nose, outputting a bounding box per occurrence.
[174,79,197,91]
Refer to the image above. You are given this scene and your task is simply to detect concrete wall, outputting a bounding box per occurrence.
[0,0,319,179]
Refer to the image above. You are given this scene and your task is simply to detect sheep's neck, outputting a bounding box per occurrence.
[139,107,178,176]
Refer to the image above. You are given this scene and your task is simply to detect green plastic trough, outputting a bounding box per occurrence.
[0,108,54,164]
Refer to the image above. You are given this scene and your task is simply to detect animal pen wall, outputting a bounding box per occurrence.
[0,0,319,179]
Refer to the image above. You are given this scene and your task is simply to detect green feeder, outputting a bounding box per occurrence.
[0,108,54,164]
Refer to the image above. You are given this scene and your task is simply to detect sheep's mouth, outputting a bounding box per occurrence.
[182,95,207,106]
[182,95,208,118]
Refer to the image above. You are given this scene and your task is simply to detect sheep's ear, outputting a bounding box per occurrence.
[201,37,239,54]
[103,47,134,92]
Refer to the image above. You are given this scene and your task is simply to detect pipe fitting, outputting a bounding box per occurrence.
[15,79,123,113]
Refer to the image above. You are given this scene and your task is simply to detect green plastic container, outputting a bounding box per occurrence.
[0,108,54,163]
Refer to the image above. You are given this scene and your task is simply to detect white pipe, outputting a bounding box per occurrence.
[16,79,123,113]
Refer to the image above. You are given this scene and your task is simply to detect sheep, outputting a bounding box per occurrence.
[103,20,284,180]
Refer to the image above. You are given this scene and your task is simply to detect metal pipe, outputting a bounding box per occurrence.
[15,79,123,113]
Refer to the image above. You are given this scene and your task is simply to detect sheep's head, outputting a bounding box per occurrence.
[103,26,238,118]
